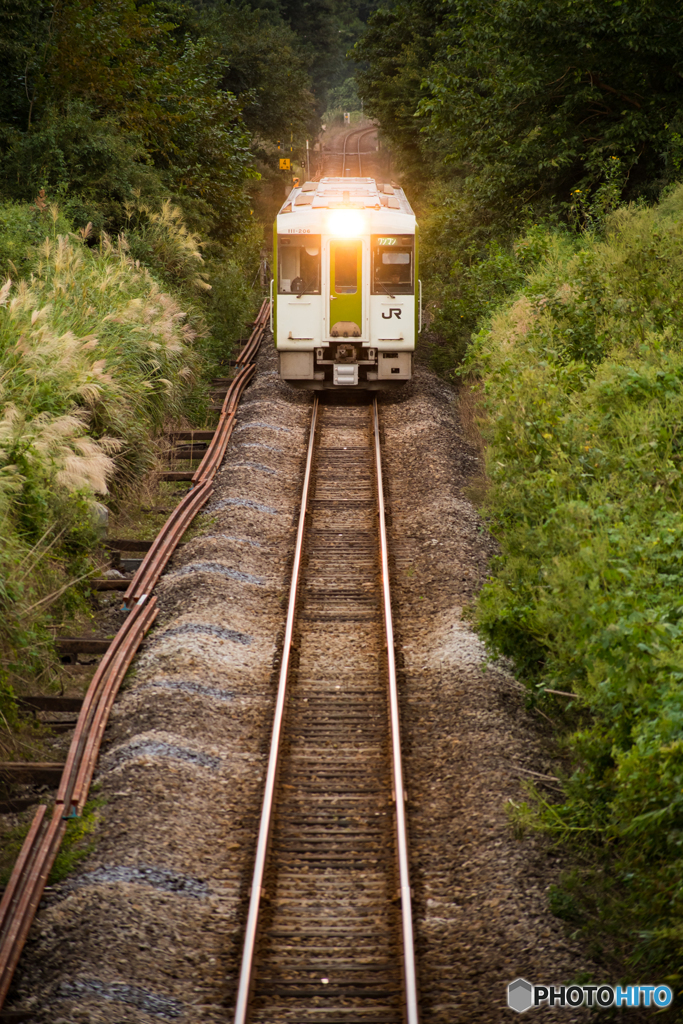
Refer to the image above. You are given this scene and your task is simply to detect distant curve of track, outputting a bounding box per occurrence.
[341,127,379,178]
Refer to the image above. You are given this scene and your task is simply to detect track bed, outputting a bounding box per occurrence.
[236,399,415,1023]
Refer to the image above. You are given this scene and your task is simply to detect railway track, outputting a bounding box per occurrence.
[339,127,378,177]
[0,300,271,1013]
[234,395,419,1024]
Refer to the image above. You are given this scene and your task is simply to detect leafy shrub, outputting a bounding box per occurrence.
[468,183,683,976]
[0,100,162,231]
[123,198,258,375]
[419,179,551,371]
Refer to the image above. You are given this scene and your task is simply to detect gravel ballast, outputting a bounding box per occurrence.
[7,347,623,1022]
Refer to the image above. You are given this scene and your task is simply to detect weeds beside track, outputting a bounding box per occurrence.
[0,299,270,1010]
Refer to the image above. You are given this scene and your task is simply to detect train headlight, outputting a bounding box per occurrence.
[328,210,364,238]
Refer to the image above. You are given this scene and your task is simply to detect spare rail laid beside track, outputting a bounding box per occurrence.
[0,298,270,1011]
[233,395,419,1024]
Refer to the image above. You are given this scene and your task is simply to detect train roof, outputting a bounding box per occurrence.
[278,177,415,219]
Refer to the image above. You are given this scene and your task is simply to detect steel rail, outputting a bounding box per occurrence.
[123,480,213,604]
[56,598,159,813]
[0,297,270,1012]
[0,597,158,1007]
[233,396,419,1023]
[67,601,160,814]
[341,129,352,176]
[191,363,256,484]
[0,805,48,953]
[0,808,65,1005]
[235,300,271,364]
[373,396,419,1024]
[340,126,376,177]
[125,297,270,603]
[341,126,373,177]
[233,394,320,1024]
[356,126,377,176]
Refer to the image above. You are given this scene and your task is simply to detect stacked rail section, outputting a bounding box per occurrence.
[0,300,270,1010]
[234,397,418,1024]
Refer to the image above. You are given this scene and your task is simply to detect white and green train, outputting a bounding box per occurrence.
[272,177,420,389]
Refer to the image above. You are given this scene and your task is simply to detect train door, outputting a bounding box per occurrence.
[329,239,362,338]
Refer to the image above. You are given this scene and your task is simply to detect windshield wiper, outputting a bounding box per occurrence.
[375,281,396,300]
[295,279,316,299]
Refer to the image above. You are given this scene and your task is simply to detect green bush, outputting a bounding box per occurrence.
[0,199,257,726]
[468,183,683,977]
[122,198,259,375]
[417,179,551,373]
[0,100,162,230]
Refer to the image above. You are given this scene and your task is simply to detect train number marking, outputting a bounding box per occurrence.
[381,308,402,320]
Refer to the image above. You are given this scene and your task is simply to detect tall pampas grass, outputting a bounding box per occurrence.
[0,405,120,494]
[0,198,210,721]
[0,220,201,445]
[123,196,212,293]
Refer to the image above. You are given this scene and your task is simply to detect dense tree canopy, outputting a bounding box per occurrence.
[192,2,316,142]
[277,0,380,106]
[0,0,258,234]
[0,0,379,237]
[356,0,683,208]
[192,0,380,115]
[353,0,446,171]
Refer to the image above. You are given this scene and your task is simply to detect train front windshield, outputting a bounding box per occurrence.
[278,235,321,295]
[371,235,414,295]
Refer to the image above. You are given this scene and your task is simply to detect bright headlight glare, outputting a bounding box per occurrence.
[328,209,364,238]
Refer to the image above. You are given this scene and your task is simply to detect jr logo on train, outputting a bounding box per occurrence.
[271,177,421,390]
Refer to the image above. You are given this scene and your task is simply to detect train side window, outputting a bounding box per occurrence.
[371,236,414,295]
[278,235,321,295]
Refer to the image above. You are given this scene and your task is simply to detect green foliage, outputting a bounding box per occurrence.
[276,0,380,110]
[357,0,683,214]
[469,184,683,973]
[421,180,552,370]
[548,882,585,926]
[123,197,212,293]
[0,1,258,239]
[192,2,317,143]
[119,195,258,375]
[0,198,255,720]
[353,0,446,175]
[419,0,683,208]
[49,799,103,884]
[0,197,71,279]
[200,243,261,371]
[0,797,104,888]
[326,77,361,115]
[2,101,162,232]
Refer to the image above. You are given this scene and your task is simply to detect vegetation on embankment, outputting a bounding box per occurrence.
[0,197,256,745]
[464,188,683,977]
[355,0,683,988]
[354,0,683,371]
